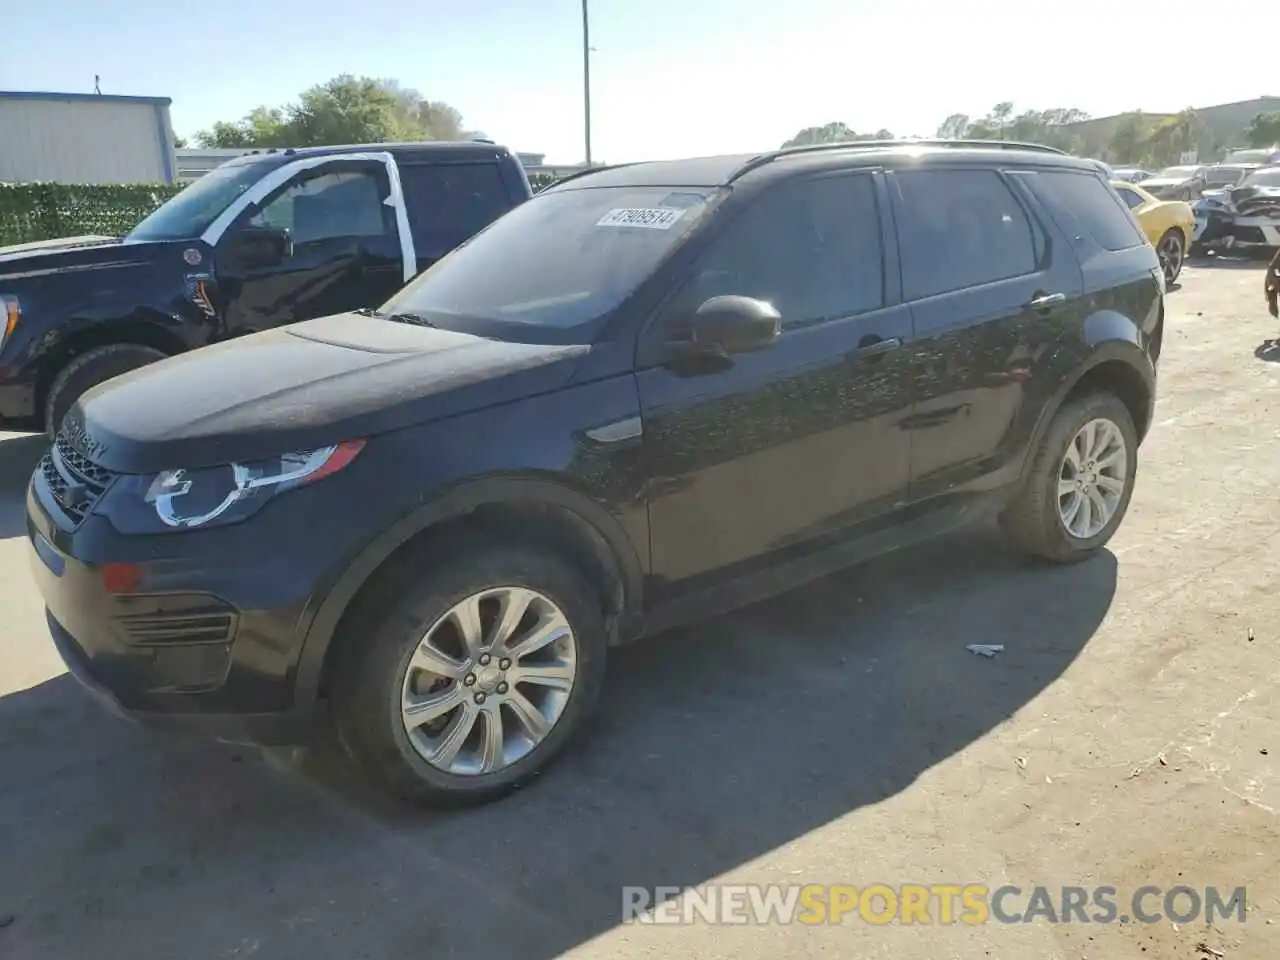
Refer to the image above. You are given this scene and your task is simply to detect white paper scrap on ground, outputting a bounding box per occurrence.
[965,644,1005,658]
[596,207,686,230]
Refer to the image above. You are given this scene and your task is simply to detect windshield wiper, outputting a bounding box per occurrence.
[383,310,438,329]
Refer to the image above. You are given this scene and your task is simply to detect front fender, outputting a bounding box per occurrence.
[289,475,646,716]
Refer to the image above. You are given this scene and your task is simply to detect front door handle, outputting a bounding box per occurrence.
[849,335,902,362]
[1027,292,1067,312]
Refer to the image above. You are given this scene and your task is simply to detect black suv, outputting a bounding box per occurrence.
[0,140,531,436]
[27,140,1164,806]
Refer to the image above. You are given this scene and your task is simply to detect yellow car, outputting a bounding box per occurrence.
[1111,180,1195,284]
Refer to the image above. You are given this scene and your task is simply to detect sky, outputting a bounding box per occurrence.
[2,0,1276,165]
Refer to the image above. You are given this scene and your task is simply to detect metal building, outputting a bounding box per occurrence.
[0,90,177,184]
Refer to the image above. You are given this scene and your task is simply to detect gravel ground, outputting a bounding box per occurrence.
[1,258,1278,959]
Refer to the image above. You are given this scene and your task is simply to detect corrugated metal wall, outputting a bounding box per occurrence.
[0,97,173,184]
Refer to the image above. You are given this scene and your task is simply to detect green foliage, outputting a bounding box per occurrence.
[527,172,557,192]
[1245,112,1280,149]
[0,182,183,246]
[780,123,895,148]
[194,75,476,149]
[933,103,1088,152]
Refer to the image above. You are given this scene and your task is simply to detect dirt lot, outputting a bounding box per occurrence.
[2,260,1279,959]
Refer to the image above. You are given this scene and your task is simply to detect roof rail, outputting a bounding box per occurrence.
[730,138,1069,182]
[539,162,638,190]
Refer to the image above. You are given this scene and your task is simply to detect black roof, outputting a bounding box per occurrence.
[546,141,1097,192]
[220,140,514,172]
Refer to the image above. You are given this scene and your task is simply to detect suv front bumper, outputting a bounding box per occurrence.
[25,457,373,746]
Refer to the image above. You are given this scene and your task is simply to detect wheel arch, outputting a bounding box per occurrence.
[1018,339,1155,487]
[35,317,188,419]
[293,476,646,712]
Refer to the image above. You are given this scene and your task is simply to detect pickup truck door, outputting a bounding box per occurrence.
[212,156,412,337]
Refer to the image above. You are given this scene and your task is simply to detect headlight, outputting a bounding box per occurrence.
[0,294,20,351]
[100,440,365,534]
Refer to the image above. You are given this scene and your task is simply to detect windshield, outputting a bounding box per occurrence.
[380,185,719,338]
[126,161,274,242]
[1242,168,1280,188]
[1156,166,1201,179]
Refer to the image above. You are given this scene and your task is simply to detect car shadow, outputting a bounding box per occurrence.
[0,433,47,540]
[0,520,1118,959]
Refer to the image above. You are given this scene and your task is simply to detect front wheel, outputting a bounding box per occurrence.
[1157,228,1185,285]
[1000,392,1139,563]
[44,343,167,439]
[332,540,608,806]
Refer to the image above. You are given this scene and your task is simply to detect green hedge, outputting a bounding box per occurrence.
[1,172,562,248]
[0,182,184,246]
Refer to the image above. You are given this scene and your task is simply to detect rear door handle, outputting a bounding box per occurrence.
[849,335,902,361]
[1027,292,1067,311]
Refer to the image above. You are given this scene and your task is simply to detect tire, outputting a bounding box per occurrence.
[1000,391,1139,564]
[1156,228,1185,286]
[332,538,608,807]
[44,343,167,439]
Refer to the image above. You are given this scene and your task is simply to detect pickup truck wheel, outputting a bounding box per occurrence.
[332,540,607,807]
[1000,392,1139,564]
[45,344,167,439]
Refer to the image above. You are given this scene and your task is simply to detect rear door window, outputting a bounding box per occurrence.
[1032,170,1147,251]
[892,169,1042,300]
[398,162,513,260]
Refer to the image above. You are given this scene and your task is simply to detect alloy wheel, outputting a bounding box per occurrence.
[1158,232,1184,285]
[399,586,578,776]
[1057,418,1128,540]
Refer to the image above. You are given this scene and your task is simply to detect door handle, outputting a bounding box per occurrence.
[1027,292,1066,312]
[849,335,902,362]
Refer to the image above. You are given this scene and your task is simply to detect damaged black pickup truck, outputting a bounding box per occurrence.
[0,141,532,436]
[1191,165,1280,255]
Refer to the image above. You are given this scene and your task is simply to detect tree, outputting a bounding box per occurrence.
[193,75,472,148]
[1143,108,1200,166]
[172,133,187,149]
[779,123,894,148]
[935,113,970,139]
[1245,112,1280,148]
[1106,112,1151,164]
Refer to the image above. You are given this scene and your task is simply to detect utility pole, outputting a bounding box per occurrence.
[582,0,592,167]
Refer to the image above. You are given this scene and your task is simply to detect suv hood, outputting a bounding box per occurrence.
[0,235,170,280]
[70,312,590,474]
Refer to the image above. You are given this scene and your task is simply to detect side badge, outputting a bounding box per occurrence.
[183,247,203,266]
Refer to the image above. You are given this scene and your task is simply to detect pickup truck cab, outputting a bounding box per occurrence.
[0,141,533,435]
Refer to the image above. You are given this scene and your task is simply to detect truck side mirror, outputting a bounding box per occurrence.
[223,224,292,270]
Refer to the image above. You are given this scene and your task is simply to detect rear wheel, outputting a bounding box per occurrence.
[332,539,608,806]
[1000,391,1139,563]
[1157,228,1185,285]
[44,343,167,439]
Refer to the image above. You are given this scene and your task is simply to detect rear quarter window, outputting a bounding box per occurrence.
[1032,170,1147,251]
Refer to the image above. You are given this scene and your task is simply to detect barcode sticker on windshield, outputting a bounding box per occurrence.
[597,207,686,230]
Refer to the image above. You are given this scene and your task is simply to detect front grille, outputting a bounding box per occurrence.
[116,610,236,646]
[39,431,118,526]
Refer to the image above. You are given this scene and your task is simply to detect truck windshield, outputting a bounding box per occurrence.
[380,184,720,339]
[126,161,274,242]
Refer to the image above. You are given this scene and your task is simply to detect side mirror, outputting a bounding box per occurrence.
[222,224,292,270]
[669,295,781,359]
